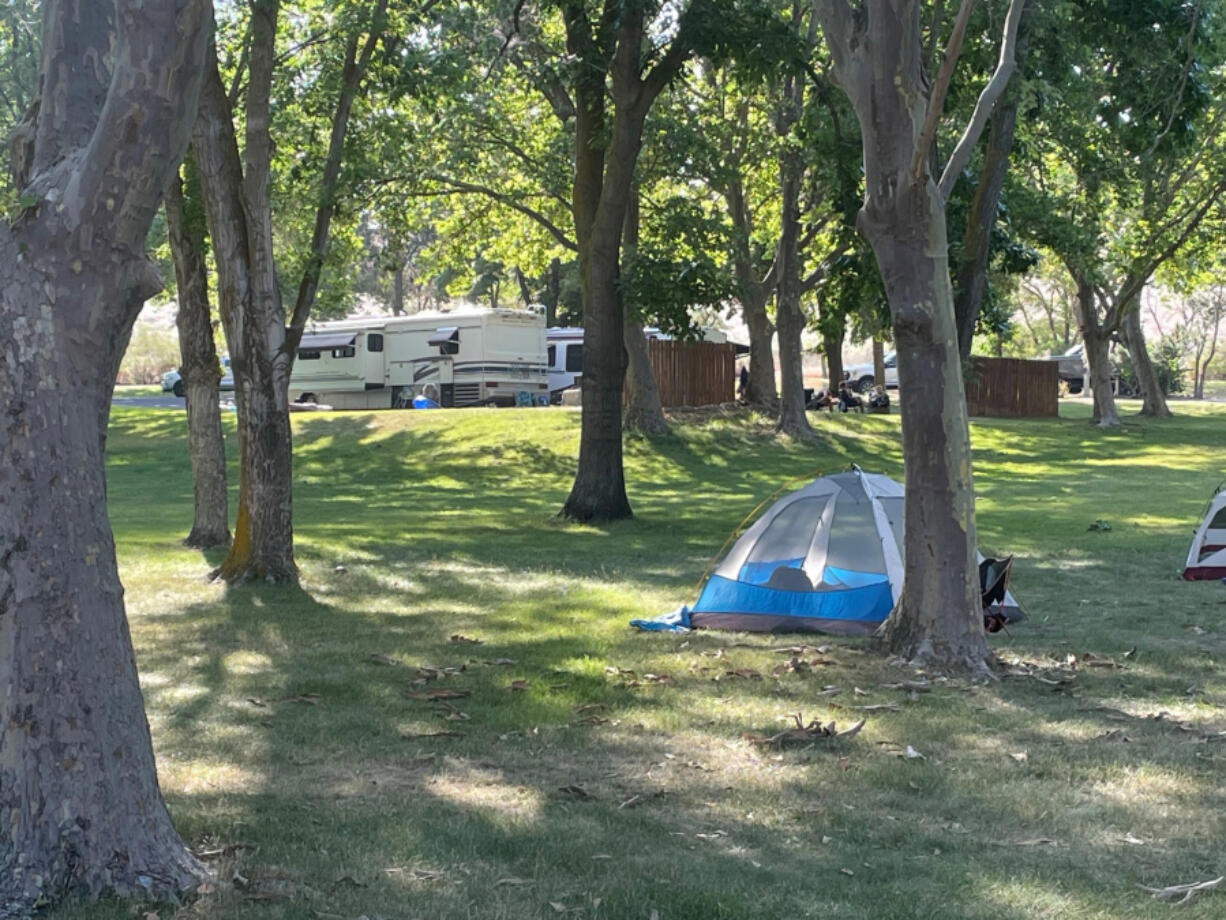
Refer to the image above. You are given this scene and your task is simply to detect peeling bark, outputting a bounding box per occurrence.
[0,1,211,914]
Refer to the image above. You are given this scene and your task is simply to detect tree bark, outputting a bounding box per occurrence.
[824,326,845,392]
[1121,302,1172,417]
[872,337,886,386]
[624,320,669,432]
[723,177,778,409]
[621,181,668,435]
[192,37,297,583]
[774,65,813,439]
[816,0,1014,673]
[391,261,406,315]
[194,1,384,580]
[1071,274,1121,426]
[166,164,230,549]
[0,1,211,913]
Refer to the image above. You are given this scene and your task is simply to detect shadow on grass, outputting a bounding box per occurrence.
[74,405,1226,920]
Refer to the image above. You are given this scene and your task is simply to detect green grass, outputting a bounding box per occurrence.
[114,383,165,398]
[54,401,1226,919]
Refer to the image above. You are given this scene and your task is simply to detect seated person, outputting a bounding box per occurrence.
[837,381,864,413]
[807,388,837,411]
[868,385,890,411]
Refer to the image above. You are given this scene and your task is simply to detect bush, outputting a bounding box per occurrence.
[1118,336,1186,397]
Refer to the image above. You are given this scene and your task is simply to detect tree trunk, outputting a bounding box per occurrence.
[0,0,211,913]
[624,321,669,433]
[774,115,813,438]
[1121,303,1171,417]
[166,164,230,549]
[546,258,561,327]
[817,0,999,674]
[621,182,668,435]
[862,186,987,673]
[873,337,886,385]
[723,176,778,409]
[391,262,406,315]
[1072,276,1121,426]
[193,39,298,583]
[558,12,646,522]
[824,326,845,391]
[743,294,778,407]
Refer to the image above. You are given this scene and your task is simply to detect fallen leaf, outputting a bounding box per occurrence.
[557,784,596,800]
[591,854,612,860]
[450,634,484,645]
[1010,751,1028,763]
[494,877,532,887]
[1015,838,1059,847]
[490,658,518,666]
[903,745,924,759]
[246,697,267,707]
[367,653,400,667]
[1123,832,1146,845]
[573,703,605,714]
[550,902,567,913]
[506,679,530,692]
[695,830,728,840]
[839,868,855,876]
[404,688,471,701]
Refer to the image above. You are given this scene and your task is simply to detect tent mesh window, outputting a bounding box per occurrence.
[823,494,886,580]
[738,497,825,586]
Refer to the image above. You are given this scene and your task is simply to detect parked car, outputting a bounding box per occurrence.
[162,356,234,397]
[844,351,899,392]
[1043,343,1134,397]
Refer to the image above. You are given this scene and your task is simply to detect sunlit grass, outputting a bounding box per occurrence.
[47,400,1226,919]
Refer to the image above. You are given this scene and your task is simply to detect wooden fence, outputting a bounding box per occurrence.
[964,356,1058,418]
[626,339,735,408]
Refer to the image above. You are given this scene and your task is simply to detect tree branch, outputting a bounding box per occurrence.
[911,0,976,184]
[937,0,1027,202]
[288,0,389,341]
[63,0,212,249]
[419,174,578,252]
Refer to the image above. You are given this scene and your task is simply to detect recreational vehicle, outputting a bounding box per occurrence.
[290,308,548,409]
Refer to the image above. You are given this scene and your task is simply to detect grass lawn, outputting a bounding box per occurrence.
[55,401,1226,919]
[114,384,166,398]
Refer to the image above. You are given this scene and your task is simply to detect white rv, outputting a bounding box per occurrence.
[291,308,548,409]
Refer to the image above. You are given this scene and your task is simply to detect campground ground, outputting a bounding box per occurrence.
[56,401,1226,919]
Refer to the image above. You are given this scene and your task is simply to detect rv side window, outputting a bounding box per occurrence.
[299,350,321,360]
[332,345,356,358]
[367,333,383,353]
[566,344,583,373]
[548,344,556,367]
[439,340,459,356]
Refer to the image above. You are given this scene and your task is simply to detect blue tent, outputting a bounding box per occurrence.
[637,469,1023,636]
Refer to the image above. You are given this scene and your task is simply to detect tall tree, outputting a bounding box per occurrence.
[0,0,211,913]
[816,0,1025,672]
[1012,0,1226,425]
[193,0,388,582]
[166,159,230,549]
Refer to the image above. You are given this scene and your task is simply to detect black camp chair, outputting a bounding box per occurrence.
[979,555,1013,633]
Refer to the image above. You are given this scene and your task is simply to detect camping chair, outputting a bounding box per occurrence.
[979,556,1014,633]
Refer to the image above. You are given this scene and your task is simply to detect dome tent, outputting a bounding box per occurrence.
[1183,487,1226,580]
[678,468,1023,636]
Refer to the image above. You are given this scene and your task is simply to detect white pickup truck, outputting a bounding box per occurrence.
[844,351,898,392]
